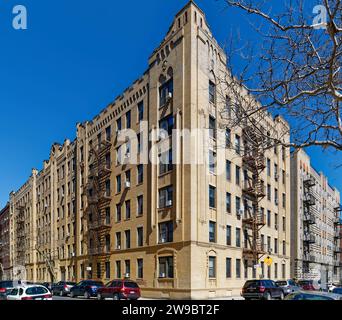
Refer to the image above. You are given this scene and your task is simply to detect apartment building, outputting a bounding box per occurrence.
[7,1,292,298]
[0,203,10,280]
[290,149,341,288]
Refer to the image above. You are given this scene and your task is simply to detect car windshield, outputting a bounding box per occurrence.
[298,280,311,285]
[276,281,287,286]
[124,282,139,288]
[8,288,18,295]
[243,281,261,288]
[0,281,13,288]
[66,282,76,286]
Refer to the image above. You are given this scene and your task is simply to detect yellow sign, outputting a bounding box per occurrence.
[264,256,273,266]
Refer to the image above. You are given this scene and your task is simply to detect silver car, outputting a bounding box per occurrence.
[276,280,301,296]
[285,291,342,300]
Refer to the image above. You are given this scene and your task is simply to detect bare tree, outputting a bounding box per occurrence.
[35,245,56,283]
[219,0,341,151]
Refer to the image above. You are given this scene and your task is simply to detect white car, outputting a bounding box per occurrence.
[328,283,338,292]
[6,285,52,300]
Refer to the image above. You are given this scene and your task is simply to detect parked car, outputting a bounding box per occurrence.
[97,280,141,300]
[6,285,52,300]
[275,280,301,296]
[52,281,76,296]
[241,280,284,300]
[285,291,342,300]
[332,287,342,295]
[0,281,16,300]
[328,283,339,292]
[69,280,104,299]
[297,280,317,291]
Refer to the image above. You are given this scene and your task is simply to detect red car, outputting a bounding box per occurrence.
[297,280,316,291]
[97,280,141,300]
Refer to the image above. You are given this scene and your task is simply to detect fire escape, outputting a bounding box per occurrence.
[241,126,267,270]
[84,137,112,279]
[302,176,317,276]
[333,206,342,269]
[16,205,26,266]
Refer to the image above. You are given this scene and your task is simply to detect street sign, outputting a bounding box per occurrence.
[264,256,273,266]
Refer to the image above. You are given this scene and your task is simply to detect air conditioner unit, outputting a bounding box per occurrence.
[125,181,131,188]
[275,224,278,230]
[71,252,76,257]
[160,272,166,278]
[275,174,279,181]
[275,200,279,206]
[125,273,130,278]
[168,92,173,99]
[238,209,244,216]
[161,238,166,243]
[117,245,121,250]
[45,203,48,208]
[167,200,172,206]
[125,152,130,159]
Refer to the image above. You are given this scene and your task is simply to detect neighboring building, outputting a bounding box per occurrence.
[290,149,341,287]
[0,203,10,280]
[8,1,292,298]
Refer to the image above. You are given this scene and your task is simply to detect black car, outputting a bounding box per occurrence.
[52,281,77,296]
[242,280,284,300]
[69,280,104,299]
[0,281,15,300]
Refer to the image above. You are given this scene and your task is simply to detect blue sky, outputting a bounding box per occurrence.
[0,0,341,208]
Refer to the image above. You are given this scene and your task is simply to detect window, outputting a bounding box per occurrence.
[159,79,173,106]
[209,185,216,208]
[235,166,240,185]
[137,227,143,247]
[105,234,110,253]
[282,217,286,232]
[105,262,110,279]
[226,161,231,181]
[209,221,216,243]
[137,165,143,184]
[125,200,131,220]
[244,260,248,278]
[226,258,232,278]
[282,264,286,279]
[226,193,231,213]
[274,238,278,254]
[159,256,174,278]
[267,158,271,176]
[225,129,231,147]
[236,228,241,247]
[137,259,143,278]
[125,170,131,184]
[116,175,121,193]
[116,204,121,222]
[137,195,143,216]
[267,184,271,201]
[159,149,173,175]
[209,150,216,174]
[105,153,111,169]
[267,266,271,279]
[209,256,216,278]
[116,261,121,278]
[125,230,131,249]
[235,135,241,154]
[275,188,279,205]
[126,110,131,129]
[125,260,130,276]
[209,116,216,139]
[159,114,174,136]
[226,225,231,245]
[116,232,121,249]
[117,118,122,132]
[138,101,144,121]
[236,197,241,215]
[261,262,265,278]
[137,133,142,153]
[105,179,111,197]
[282,193,286,208]
[209,81,216,104]
[282,170,286,185]
[275,213,278,230]
[159,221,173,243]
[159,185,173,208]
[274,263,278,279]
[283,241,286,255]
[267,236,271,252]
[236,259,241,278]
[282,146,286,161]
[105,126,111,141]
[225,96,232,118]
[274,164,278,181]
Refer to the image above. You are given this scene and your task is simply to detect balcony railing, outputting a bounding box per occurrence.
[303,194,316,206]
[303,234,316,244]
[303,214,316,225]
[304,176,316,187]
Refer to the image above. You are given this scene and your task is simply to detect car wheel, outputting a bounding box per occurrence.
[60,290,64,297]
[113,293,120,301]
[84,291,90,299]
[265,292,271,300]
[97,293,103,301]
[279,292,284,300]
